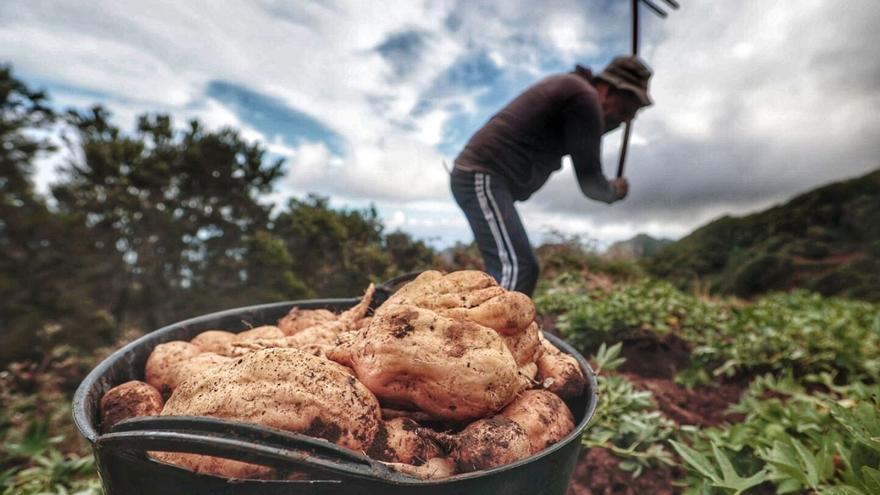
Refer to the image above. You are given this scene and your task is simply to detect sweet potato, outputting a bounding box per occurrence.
[234,325,284,341]
[384,457,457,479]
[367,418,443,465]
[434,415,532,473]
[144,341,201,398]
[153,348,383,479]
[536,333,586,400]
[172,353,233,391]
[190,330,236,354]
[501,389,575,454]
[277,308,336,336]
[99,380,164,433]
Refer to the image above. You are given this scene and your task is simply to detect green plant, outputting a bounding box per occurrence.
[552,279,729,360]
[671,372,880,494]
[1,345,103,494]
[761,435,836,493]
[3,418,65,459]
[826,398,880,494]
[680,291,880,383]
[1,450,101,495]
[533,272,595,314]
[583,343,677,477]
[670,440,770,494]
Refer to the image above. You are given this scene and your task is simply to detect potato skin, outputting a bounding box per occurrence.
[190,330,236,353]
[100,380,164,433]
[501,390,575,454]
[385,457,456,479]
[155,348,383,479]
[215,326,287,357]
[145,341,201,398]
[450,416,531,473]
[503,322,543,367]
[277,308,336,336]
[150,452,274,480]
[367,418,443,464]
[329,305,522,422]
[172,353,233,391]
[536,333,586,400]
[379,270,536,336]
[234,325,284,341]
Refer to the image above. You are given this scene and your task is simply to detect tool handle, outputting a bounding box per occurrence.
[617,0,640,179]
[616,122,632,178]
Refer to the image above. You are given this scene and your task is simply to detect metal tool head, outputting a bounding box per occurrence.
[616,0,681,179]
[644,0,680,17]
[631,0,681,54]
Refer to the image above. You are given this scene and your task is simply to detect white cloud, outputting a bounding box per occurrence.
[4,0,880,249]
[543,13,599,60]
[528,0,880,243]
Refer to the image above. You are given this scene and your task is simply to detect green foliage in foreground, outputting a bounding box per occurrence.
[550,278,880,386]
[547,279,726,352]
[1,346,106,494]
[548,276,880,492]
[1,449,101,495]
[682,291,880,385]
[673,375,880,495]
[584,343,677,477]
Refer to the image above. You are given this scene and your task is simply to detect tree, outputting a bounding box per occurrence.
[383,230,438,275]
[2,66,442,365]
[53,108,286,329]
[272,195,391,297]
[270,195,442,297]
[244,229,310,303]
[0,66,116,364]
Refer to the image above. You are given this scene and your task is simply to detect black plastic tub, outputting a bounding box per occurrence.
[73,295,598,495]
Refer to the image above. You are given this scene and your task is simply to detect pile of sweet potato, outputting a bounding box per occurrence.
[99,271,586,480]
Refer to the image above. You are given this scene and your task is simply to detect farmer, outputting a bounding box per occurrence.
[451,55,653,296]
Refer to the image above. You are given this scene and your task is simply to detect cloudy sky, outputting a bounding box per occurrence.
[3,0,879,248]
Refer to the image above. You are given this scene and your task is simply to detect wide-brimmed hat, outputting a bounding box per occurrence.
[596,56,653,106]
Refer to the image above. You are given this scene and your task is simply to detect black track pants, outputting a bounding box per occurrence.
[450,168,539,296]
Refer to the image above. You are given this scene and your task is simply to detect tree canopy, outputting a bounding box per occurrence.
[0,66,439,365]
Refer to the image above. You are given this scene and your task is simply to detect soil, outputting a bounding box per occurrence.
[623,374,746,427]
[616,331,691,380]
[558,315,751,493]
[567,447,684,495]
[564,371,745,494]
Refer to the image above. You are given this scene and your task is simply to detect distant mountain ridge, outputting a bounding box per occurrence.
[606,234,673,260]
[645,169,880,301]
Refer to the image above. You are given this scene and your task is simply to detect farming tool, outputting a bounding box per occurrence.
[616,0,680,178]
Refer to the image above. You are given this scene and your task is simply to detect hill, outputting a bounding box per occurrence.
[605,233,673,260]
[644,168,880,301]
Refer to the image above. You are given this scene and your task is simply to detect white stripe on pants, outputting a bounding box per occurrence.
[475,173,518,290]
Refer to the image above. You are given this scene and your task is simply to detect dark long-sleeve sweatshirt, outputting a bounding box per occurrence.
[454,67,616,203]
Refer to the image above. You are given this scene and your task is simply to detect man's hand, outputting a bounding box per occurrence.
[610,177,629,201]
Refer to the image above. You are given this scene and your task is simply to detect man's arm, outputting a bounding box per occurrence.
[563,92,619,204]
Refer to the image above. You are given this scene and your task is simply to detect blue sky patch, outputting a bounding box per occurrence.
[205,80,345,156]
[376,29,428,78]
[437,50,503,90]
